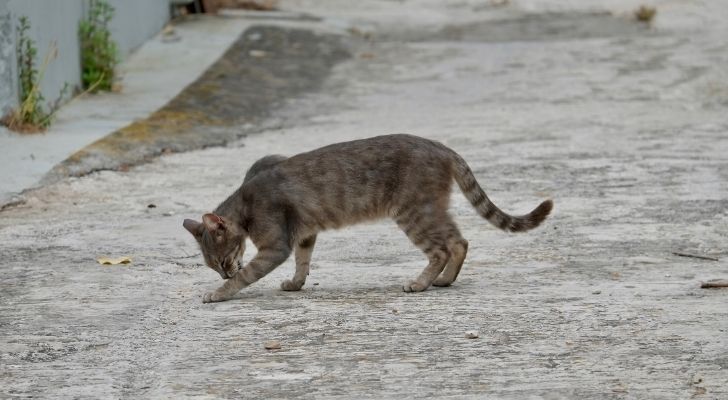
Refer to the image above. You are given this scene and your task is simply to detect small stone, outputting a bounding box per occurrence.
[163,211,174,216]
[611,386,628,393]
[147,204,157,208]
[264,340,281,350]
[592,290,602,295]
[465,330,479,339]
[249,50,267,58]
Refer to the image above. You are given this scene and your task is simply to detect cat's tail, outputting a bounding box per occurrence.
[451,152,553,232]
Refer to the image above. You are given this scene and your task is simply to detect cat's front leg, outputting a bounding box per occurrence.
[203,272,245,303]
[203,279,240,303]
[281,235,317,291]
[202,245,292,303]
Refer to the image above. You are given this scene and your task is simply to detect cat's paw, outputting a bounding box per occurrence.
[432,277,453,287]
[202,291,226,303]
[402,280,428,292]
[280,279,303,291]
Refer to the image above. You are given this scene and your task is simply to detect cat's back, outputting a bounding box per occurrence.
[271,134,453,205]
[243,134,456,227]
[281,134,447,170]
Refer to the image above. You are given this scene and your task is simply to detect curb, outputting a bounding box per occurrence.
[41,25,350,185]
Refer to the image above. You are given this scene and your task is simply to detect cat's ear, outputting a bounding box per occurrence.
[183,219,203,237]
[202,213,225,233]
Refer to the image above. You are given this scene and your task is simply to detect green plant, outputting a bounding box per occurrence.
[79,0,118,92]
[17,16,42,120]
[1,16,67,133]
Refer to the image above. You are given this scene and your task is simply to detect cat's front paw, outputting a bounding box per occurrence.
[202,291,226,303]
[280,279,303,291]
[402,280,428,293]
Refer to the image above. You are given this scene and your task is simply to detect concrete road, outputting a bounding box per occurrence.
[2,0,727,398]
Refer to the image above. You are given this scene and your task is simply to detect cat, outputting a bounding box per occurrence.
[183,134,552,303]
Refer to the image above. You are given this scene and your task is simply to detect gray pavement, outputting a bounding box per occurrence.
[2,0,728,398]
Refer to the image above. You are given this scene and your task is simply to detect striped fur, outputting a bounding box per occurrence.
[183,134,553,303]
[450,151,553,232]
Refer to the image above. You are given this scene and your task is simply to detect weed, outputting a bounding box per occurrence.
[79,0,118,92]
[1,16,68,133]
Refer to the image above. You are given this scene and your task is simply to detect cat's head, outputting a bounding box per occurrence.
[183,213,246,280]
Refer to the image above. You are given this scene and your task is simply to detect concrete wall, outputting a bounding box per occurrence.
[0,0,169,115]
[108,0,171,56]
[0,0,13,115]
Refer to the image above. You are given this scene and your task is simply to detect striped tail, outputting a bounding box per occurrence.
[451,153,553,232]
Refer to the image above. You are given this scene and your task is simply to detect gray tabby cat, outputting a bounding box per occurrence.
[183,134,552,303]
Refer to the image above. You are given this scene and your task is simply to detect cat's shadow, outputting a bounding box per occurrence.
[224,283,458,302]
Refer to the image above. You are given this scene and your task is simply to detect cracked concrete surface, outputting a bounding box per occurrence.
[1,0,728,398]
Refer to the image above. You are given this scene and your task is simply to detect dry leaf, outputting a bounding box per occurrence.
[97,256,132,265]
[635,5,657,22]
[162,25,176,36]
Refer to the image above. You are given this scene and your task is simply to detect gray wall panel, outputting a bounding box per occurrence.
[0,0,169,114]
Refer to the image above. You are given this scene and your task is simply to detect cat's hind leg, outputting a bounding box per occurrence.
[396,208,452,292]
[281,234,317,291]
[432,235,468,287]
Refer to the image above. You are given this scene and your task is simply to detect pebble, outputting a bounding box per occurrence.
[465,330,479,339]
[264,340,281,350]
